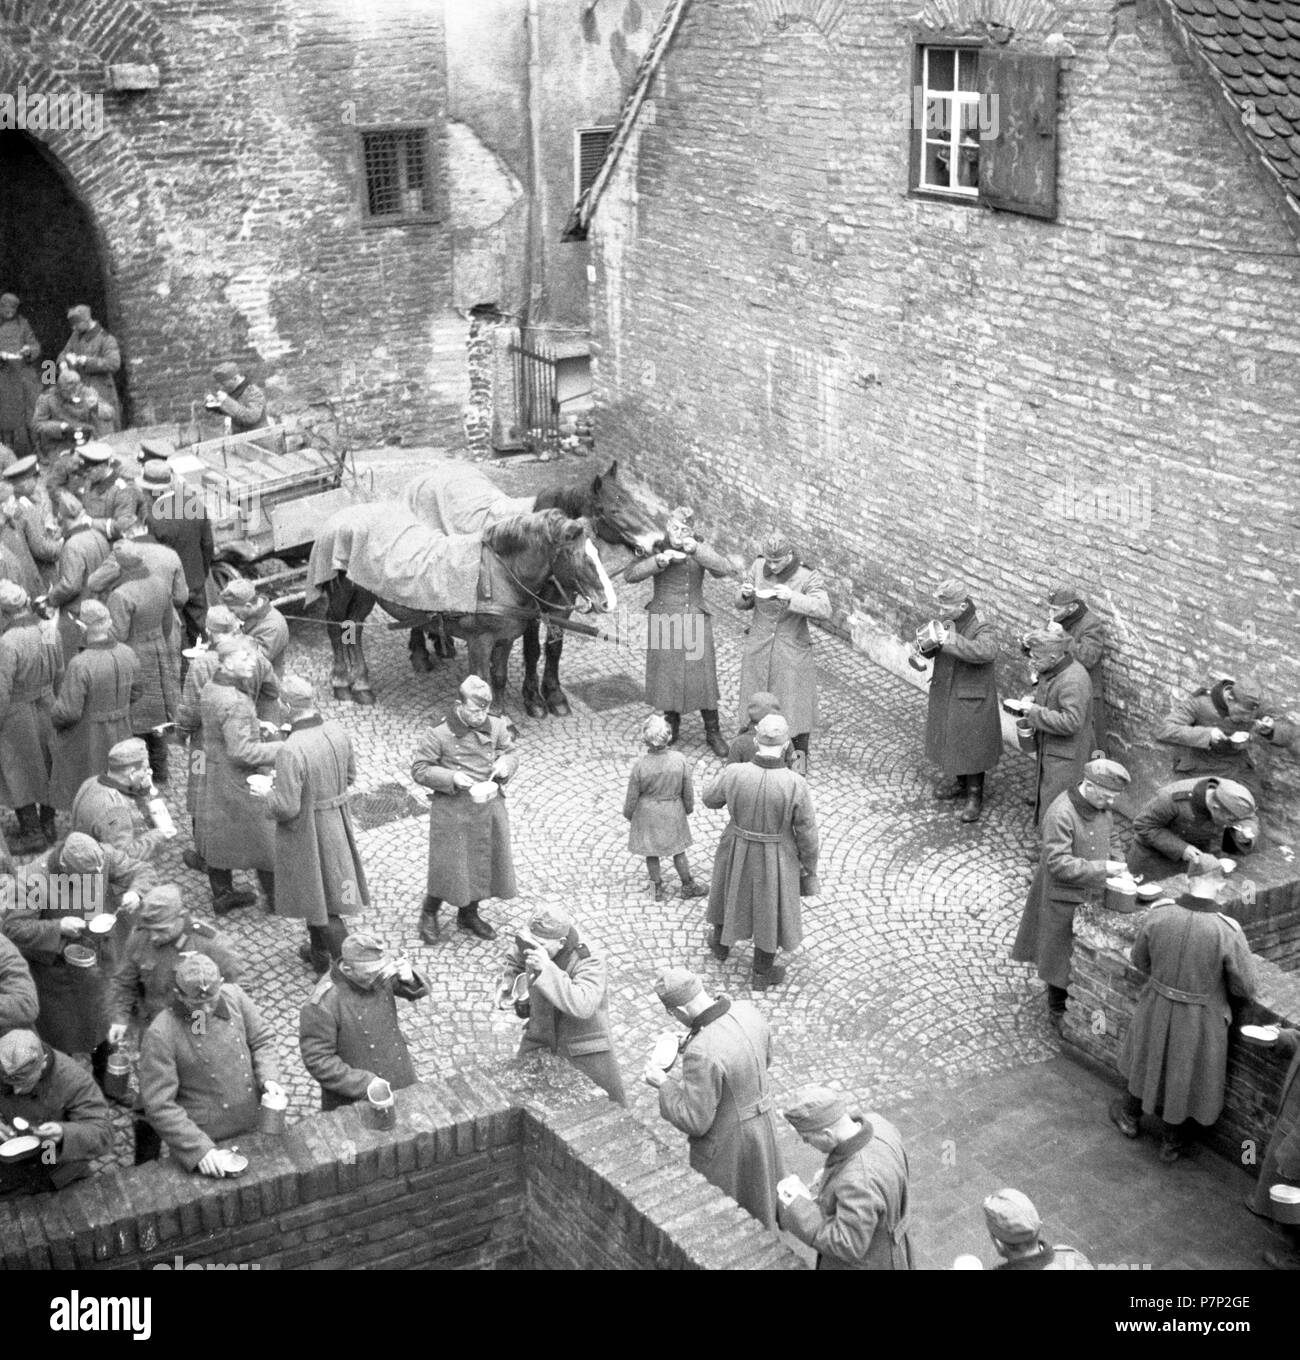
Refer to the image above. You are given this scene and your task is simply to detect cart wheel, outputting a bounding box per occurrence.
[206,561,244,607]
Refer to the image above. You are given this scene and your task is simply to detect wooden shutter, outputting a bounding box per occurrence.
[577,128,614,198]
[978,49,1059,220]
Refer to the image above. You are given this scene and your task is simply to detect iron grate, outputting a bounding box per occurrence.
[347,781,429,832]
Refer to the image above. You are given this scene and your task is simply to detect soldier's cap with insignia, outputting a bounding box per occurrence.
[108,737,149,768]
[1,454,37,481]
[77,441,115,464]
[174,953,222,1000]
[205,605,240,636]
[78,599,112,632]
[137,439,172,465]
[1083,758,1130,792]
[654,966,703,1008]
[933,577,971,606]
[755,713,790,745]
[138,884,186,924]
[220,577,258,606]
[983,1188,1042,1245]
[60,832,105,873]
[281,674,315,710]
[1047,583,1084,606]
[527,908,574,941]
[783,1084,850,1133]
[0,1028,44,1077]
[1225,674,1265,706]
[0,581,28,613]
[1207,780,1256,822]
[341,932,385,963]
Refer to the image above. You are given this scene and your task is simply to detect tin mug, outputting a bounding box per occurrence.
[103,1049,132,1104]
[258,1088,288,1135]
[367,1077,396,1131]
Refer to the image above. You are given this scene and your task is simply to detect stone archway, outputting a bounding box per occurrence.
[0,129,128,424]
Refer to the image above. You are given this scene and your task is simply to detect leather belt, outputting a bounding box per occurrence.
[313,793,349,811]
[1148,978,1211,1006]
[729,824,783,844]
[734,1094,774,1121]
[89,706,130,722]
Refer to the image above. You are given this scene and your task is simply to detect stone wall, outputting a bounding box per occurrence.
[587,0,1300,827]
[0,1057,802,1272]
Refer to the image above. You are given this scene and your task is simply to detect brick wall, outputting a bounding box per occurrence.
[1,0,462,445]
[1064,898,1300,1168]
[0,1056,803,1271]
[587,0,1300,827]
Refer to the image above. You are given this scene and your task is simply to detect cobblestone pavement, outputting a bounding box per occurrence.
[20,449,1271,1268]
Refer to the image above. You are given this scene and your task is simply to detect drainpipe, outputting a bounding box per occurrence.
[524,0,546,334]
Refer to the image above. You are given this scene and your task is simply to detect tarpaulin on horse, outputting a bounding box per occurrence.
[306,501,482,612]
[405,463,535,535]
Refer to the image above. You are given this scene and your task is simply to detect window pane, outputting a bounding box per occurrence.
[958,48,978,90]
[925,96,950,137]
[957,139,980,188]
[926,47,954,91]
[923,140,950,189]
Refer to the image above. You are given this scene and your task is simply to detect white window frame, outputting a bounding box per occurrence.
[919,46,982,199]
[574,125,615,201]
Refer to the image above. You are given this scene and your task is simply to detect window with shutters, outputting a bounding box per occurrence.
[909,44,1060,221]
[360,126,436,225]
[574,126,615,201]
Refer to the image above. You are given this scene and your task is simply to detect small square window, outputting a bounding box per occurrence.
[360,127,435,223]
[575,126,615,201]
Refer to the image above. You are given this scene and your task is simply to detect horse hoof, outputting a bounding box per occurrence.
[332,685,351,701]
[352,690,376,707]
[410,652,434,674]
[524,697,548,720]
[546,695,571,718]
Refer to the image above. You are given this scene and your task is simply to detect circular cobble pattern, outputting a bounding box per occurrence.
[61,451,1061,1168]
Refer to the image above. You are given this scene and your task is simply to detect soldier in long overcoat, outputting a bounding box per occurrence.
[69,443,137,541]
[58,306,122,429]
[0,487,48,599]
[0,293,40,459]
[411,675,517,944]
[780,1085,915,1270]
[1110,865,1257,1162]
[138,459,214,650]
[1127,777,1257,881]
[1047,584,1108,754]
[1016,629,1093,832]
[221,577,289,677]
[195,643,281,914]
[625,506,733,755]
[703,714,819,988]
[1156,674,1296,854]
[1012,759,1130,1026]
[648,968,784,1228]
[1247,1026,1300,1268]
[2,456,60,589]
[49,600,139,811]
[70,738,169,889]
[735,532,830,774]
[139,956,281,1175]
[499,908,624,1105]
[917,578,1001,824]
[0,1030,112,1195]
[46,494,111,665]
[0,931,38,1035]
[0,582,61,849]
[94,541,179,777]
[299,933,428,1112]
[261,676,367,973]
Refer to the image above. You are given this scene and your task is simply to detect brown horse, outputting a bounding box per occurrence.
[404,461,659,717]
[313,507,617,711]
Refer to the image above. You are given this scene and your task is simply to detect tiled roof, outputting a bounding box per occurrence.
[1164,0,1300,218]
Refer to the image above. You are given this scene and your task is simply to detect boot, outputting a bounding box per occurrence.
[752,948,786,990]
[1046,984,1068,1030]
[418,896,442,945]
[701,710,728,759]
[208,868,256,916]
[301,926,332,975]
[960,773,985,823]
[11,805,45,854]
[664,711,681,745]
[790,749,808,777]
[679,878,709,898]
[650,878,668,902]
[708,924,729,961]
[183,819,206,872]
[457,901,496,940]
[38,805,57,845]
[933,777,965,801]
[255,869,276,914]
[143,730,169,786]
[1108,1097,1140,1140]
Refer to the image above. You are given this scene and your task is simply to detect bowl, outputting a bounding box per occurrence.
[87,913,116,936]
[468,780,499,804]
[1135,884,1165,903]
[223,1152,249,1175]
[63,944,97,968]
[1240,1024,1281,1044]
[0,1134,41,1163]
[246,774,274,795]
[1229,731,1250,747]
[650,1033,680,1070]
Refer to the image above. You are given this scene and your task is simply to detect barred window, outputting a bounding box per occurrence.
[361,127,434,222]
[574,126,615,200]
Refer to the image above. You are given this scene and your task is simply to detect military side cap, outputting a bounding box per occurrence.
[107,737,148,768]
[0,581,28,613]
[220,577,257,605]
[755,713,790,745]
[783,1084,850,1133]
[0,1028,44,1076]
[1083,758,1130,791]
[1208,779,1256,822]
[78,441,114,464]
[78,599,111,629]
[1047,583,1083,606]
[138,884,185,924]
[205,605,240,635]
[174,953,222,999]
[113,542,143,570]
[1227,674,1265,706]
[341,932,385,963]
[1022,626,1069,649]
[654,966,702,1007]
[983,1189,1042,1245]
[60,832,105,873]
[933,577,970,604]
[211,362,241,388]
[280,674,315,709]
[1,454,37,480]
[746,691,782,716]
[527,908,575,941]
